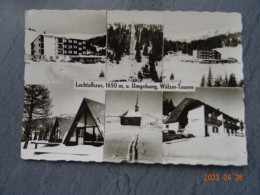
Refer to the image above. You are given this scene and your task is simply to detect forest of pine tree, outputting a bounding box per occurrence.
[164,32,241,56]
[107,23,163,63]
[107,23,163,82]
[200,67,244,87]
[85,35,106,56]
[163,98,176,116]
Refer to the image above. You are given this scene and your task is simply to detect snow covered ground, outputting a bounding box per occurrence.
[163,45,243,85]
[25,61,106,84]
[21,141,103,162]
[163,136,247,166]
[103,115,162,163]
[106,55,163,82]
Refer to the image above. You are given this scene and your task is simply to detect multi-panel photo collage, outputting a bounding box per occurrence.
[22,10,247,166]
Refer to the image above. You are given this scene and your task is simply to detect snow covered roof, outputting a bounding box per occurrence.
[84,98,105,128]
[165,98,239,124]
[53,117,74,138]
[63,98,105,145]
[121,110,141,118]
[165,98,198,124]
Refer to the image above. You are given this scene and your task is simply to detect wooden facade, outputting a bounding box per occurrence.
[120,114,141,126]
[63,98,105,146]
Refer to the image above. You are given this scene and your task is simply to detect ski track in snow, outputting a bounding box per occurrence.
[126,132,140,162]
[104,115,163,163]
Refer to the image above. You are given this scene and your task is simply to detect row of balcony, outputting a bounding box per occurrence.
[205,116,240,130]
[224,122,240,130]
[205,116,222,126]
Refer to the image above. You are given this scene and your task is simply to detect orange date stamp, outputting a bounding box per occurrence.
[204,174,244,181]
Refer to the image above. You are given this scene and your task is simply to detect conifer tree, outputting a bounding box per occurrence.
[238,79,244,87]
[200,74,206,87]
[207,67,213,87]
[214,76,222,87]
[149,52,159,82]
[223,74,229,87]
[168,99,175,114]
[228,73,238,87]
[135,40,142,63]
[163,99,169,116]
[23,85,52,149]
[138,71,143,80]
[143,43,149,56]
[219,75,224,87]
[170,73,175,80]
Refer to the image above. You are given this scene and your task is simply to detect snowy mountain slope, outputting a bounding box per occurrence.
[165,25,241,42]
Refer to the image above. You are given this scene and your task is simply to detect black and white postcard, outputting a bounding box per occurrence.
[103,91,163,163]
[25,10,107,84]
[163,12,244,87]
[21,10,248,166]
[106,11,163,82]
[162,88,247,165]
[21,85,105,162]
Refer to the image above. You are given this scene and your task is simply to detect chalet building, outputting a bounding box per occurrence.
[63,98,105,146]
[31,34,105,63]
[120,96,141,126]
[49,117,74,143]
[163,98,244,137]
[195,49,221,60]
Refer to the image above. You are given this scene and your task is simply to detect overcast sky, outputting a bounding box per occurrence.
[164,88,245,121]
[25,10,106,34]
[108,10,163,25]
[106,91,162,117]
[164,11,242,40]
[46,85,105,117]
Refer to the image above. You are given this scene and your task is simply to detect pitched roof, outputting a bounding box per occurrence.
[165,98,200,124]
[63,98,105,145]
[84,98,105,128]
[54,117,74,137]
[165,98,239,124]
[121,110,141,118]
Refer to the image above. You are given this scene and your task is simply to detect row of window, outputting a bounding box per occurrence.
[57,38,87,45]
[58,50,88,55]
[63,45,87,49]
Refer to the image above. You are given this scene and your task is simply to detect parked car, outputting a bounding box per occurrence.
[163,130,185,142]
[32,58,39,62]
